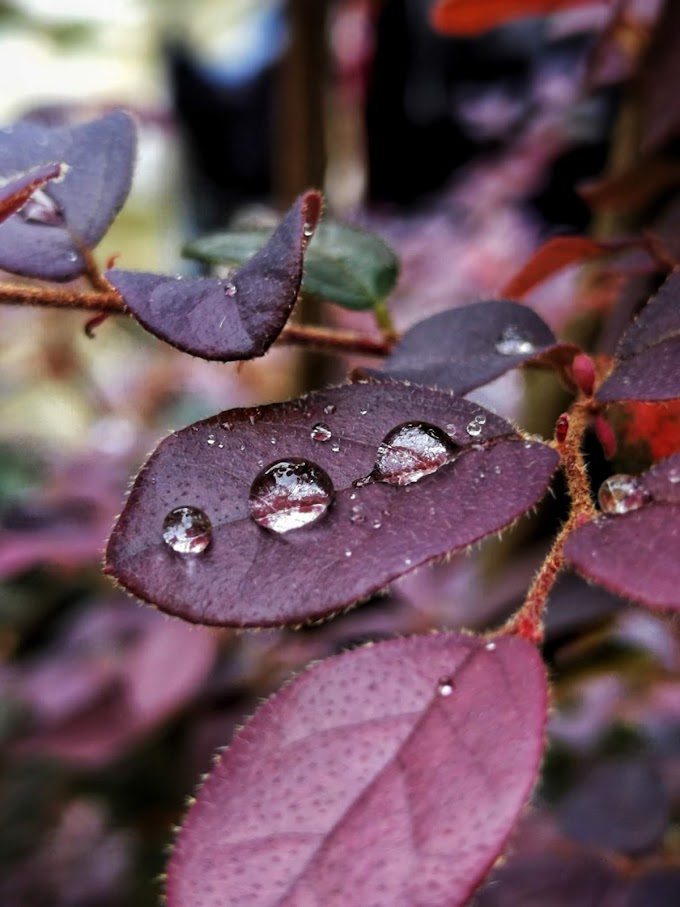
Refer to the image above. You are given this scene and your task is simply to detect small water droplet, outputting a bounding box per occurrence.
[493,465,502,475]
[372,519,382,529]
[438,677,454,697]
[218,442,224,449]
[475,414,486,425]
[495,325,538,356]
[485,641,497,652]
[223,281,237,297]
[331,443,341,453]
[207,434,216,446]
[249,458,334,533]
[349,492,357,501]
[446,423,456,434]
[20,188,64,226]
[598,474,651,515]
[669,468,680,485]
[359,408,368,416]
[303,221,315,238]
[310,423,332,442]
[404,557,412,566]
[162,506,212,554]
[271,438,277,445]
[323,404,336,415]
[67,251,78,262]
[466,420,483,437]
[349,504,365,524]
[358,421,458,487]
[221,420,233,431]
[344,548,353,557]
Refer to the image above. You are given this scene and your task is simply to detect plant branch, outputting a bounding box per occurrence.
[502,399,597,645]
[0,281,126,313]
[278,323,394,356]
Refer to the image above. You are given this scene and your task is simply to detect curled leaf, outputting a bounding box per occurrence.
[108,191,322,360]
[168,633,548,907]
[0,111,136,280]
[105,383,559,627]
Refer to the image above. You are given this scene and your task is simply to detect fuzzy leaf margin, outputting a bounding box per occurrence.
[167,632,548,907]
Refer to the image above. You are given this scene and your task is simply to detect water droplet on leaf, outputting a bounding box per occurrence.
[223,281,237,297]
[438,677,454,697]
[485,641,497,652]
[310,423,332,442]
[162,506,212,554]
[598,474,651,515]
[495,325,538,356]
[323,404,336,415]
[207,434,216,446]
[249,458,334,533]
[344,549,353,557]
[359,421,458,487]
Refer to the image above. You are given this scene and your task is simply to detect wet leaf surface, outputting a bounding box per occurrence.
[167,633,548,907]
[598,271,680,402]
[108,191,321,360]
[0,111,136,280]
[564,453,680,610]
[360,301,576,395]
[184,217,399,311]
[105,383,559,627]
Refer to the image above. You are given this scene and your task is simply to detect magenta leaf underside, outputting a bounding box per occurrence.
[598,271,680,402]
[107,190,322,361]
[359,300,576,395]
[167,633,548,907]
[105,382,559,627]
[0,111,136,280]
[564,453,680,609]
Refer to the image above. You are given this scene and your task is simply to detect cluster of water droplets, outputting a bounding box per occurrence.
[597,474,651,515]
[465,413,487,438]
[494,325,538,356]
[162,415,475,552]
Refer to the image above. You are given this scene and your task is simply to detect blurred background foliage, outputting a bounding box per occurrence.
[1,1,680,904]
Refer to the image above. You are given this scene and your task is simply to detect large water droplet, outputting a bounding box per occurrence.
[310,423,332,442]
[598,474,651,515]
[162,506,212,554]
[495,325,538,356]
[358,422,458,487]
[20,188,64,226]
[249,458,334,533]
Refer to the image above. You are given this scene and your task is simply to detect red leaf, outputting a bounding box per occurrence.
[105,383,559,627]
[431,0,609,37]
[167,633,548,907]
[501,236,617,300]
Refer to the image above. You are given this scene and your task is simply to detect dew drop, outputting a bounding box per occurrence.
[359,408,368,416]
[437,677,454,697]
[20,189,64,226]
[669,468,680,485]
[495,325,538,356]
[249,458,334,533]
[331,443,341,453]
[349,492,357,501]
[67,251,78,263]
[344,548,353,557]
[223,281,237,297]
[485,641,497,652]
[359,421,458,487]
[597,474,651,515]
[466,421,481,437]
[323,403,336,415]
[221,420,233,431]
[310,423,332,442]
[207,434,216,446]
[162,506,212,554]
[349,504,365,524]
[303,221,315,238]
[372,519,382,529]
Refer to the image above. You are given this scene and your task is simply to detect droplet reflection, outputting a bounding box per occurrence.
[249,458,334,533]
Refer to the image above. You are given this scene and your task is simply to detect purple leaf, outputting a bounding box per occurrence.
[0,111,136,280]
[358,301,577,395]
[0,161,63,224]
[107,190,322,361]
[167,632,548,907]
[598,271,680,402]
[557,757,670,855]
[105,382,559,627]
[564,453,680,610]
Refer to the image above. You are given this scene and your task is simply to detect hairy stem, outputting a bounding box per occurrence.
[502,400,597,645]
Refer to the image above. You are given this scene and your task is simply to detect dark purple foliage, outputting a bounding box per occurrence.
[0,111,136,280]
[564,453,680,610]
[107,190,321,361]
[0,161,63,224]
[167,633,548,907]
[557,757,670,855]
[359,300,576,394]
[598,271,680,402]
[105,382,558,626]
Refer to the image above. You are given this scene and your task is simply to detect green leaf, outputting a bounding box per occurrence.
[183,218,399,311]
